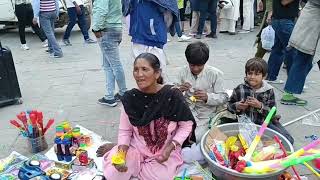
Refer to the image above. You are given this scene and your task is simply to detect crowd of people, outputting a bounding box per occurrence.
[11,0,320,179]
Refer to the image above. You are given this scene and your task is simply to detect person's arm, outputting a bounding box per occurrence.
[117,109,133,153]
[281,0,295,6]
[257,89,276,117]
[172,121,193,147]
[54,0,59,17]
[32,0,40,18]
[92,0,109,32]
[206,72,228,106]
[227,88,240,114]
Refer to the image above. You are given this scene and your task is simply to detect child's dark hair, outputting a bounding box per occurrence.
[245,57,268,77]
[185,41,209,65]
[134,53,163,84]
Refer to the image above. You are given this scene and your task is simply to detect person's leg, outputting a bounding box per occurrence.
[26,4,46,42]
[15,4,27,45]
[219,18,228,32]
[77,5,90,40]
[266,21,284,81]
[175,21,183,37]
[99,30,127,100]
[268,122,294,145]
[228,20,236,34]
[63,7,77,41]
[242,0,251,31]
[207,0,218,35]
[40,11,63,57]
[284,49,313,95]
[267,19,294,81]
[197,1,209,37]
[190,11,199,34]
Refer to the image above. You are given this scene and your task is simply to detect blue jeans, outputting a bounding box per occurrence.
[39,11,63,56]
[284,48,313,94]
[98,29,127,100]
[63,5,89,40]
[267,19,295,81]
[197,0,217,35]
[175,21,183,37]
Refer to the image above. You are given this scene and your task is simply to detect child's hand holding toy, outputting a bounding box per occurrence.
[246,96,262,109]
[236,100,249,112]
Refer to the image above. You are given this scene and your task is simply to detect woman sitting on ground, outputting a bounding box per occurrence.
[97,53,196,180]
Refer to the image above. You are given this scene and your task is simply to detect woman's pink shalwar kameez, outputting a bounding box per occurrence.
[103,110,193,180]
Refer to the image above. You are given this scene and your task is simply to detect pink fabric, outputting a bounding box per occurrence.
[103,109,193,180]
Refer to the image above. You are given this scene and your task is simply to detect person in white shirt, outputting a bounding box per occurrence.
[174,42,228,142]
[62,0,95,45]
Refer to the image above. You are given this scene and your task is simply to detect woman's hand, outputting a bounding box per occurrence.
[156,141,177,163]
[112,145,129,172]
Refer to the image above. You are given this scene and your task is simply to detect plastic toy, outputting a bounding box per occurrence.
[111,149,126,166]
[18,160,61,180]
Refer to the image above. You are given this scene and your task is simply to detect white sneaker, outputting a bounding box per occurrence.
[167,38,171,42]
[42,40,48,48]
[21,44,29,50]
[178,34,192,42]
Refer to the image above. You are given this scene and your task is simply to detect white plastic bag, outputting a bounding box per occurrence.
[261,25,275,51]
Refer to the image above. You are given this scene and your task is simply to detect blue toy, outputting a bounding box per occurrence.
[18,160,61,180]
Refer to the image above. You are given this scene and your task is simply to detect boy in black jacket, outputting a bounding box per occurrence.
[228,58,294,144]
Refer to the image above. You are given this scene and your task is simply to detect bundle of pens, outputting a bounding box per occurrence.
[10,110,55,153]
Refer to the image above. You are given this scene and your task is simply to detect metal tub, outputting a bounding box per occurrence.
[200,123,294,180]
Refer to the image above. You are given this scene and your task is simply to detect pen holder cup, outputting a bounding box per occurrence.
[27,135,48,153]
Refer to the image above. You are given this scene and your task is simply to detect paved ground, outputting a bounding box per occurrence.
[0,24,319,178]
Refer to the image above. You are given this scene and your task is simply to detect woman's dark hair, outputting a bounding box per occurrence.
[185,41,210,65]
[134,53,163,84]
[245,57,268,77]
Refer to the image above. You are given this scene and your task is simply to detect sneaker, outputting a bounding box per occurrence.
[63,39,72,46]
[42,40,48,48]
[206,32,217,38]
[21,44,29,50]
[50,53,63,58]
[280,93,307,106]
[265,79,285,84]
[189,32,196,36]
[167,38,171,42]
[85,38,96,44]
[178,35,192,42]
[98,97,117,107]
[114,93,122,102]
[195,34,202,39]
[238,30,250,34]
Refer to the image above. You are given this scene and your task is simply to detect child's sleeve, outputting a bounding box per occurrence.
[206,72,228,106]
[258,89,276,116]
[227,87,240,114]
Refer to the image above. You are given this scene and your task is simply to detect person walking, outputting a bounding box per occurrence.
[265,0,299,83]
[92,0,127,107]
[15,0,47,50]
[195,0,218,39]
[32,0,63,58]
[62,0,96,46]
[239,0,254,33]
[280,0,320,106]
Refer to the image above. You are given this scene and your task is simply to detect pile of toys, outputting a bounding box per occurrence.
[54,121,95,171]
[205,107,320,178]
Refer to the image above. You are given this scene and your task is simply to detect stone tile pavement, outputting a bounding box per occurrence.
[0,25,319,179]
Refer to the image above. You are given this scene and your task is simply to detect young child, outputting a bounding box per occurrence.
[227,58,294,144]
[175,41,228,142]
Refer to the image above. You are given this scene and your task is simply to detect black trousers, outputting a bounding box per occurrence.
[15,3,47,44]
